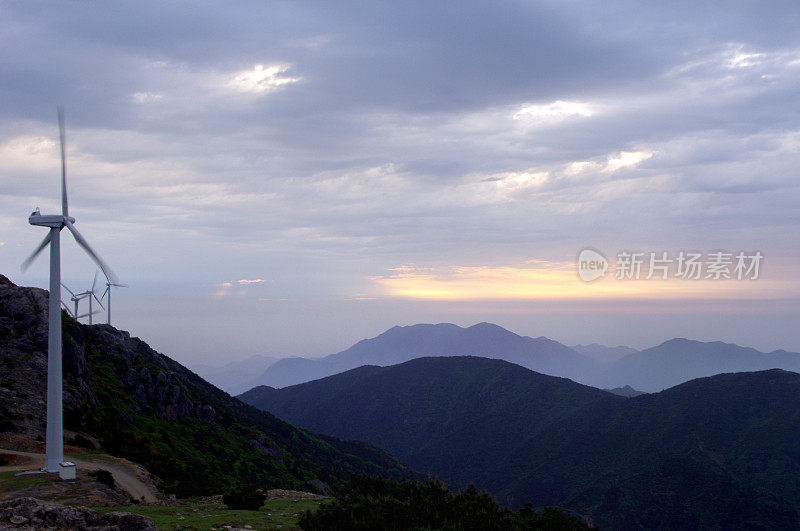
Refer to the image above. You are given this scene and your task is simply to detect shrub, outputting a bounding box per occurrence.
[89,468,116,489]
[299,475,590,530]
[223,484,267,510]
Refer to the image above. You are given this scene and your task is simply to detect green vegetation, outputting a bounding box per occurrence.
[64,451,117,463]
[0,470,50,493]
[223,484,267,510]
[95,498,321,530]
[298,475,590,530]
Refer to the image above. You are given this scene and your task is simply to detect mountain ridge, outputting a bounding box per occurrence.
[570,343,638,363]
[246,321,800,393]
[597,337,800,391]
[240,356,800,528]
[242,356,619,493]
[252,322,600,388]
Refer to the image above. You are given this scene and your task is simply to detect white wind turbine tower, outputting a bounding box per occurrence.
[21,108,117,474]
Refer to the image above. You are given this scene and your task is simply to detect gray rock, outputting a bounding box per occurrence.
[0,497,156,530]
[249,438,285,458]
[200,404,216,423]
[98,510,158,530]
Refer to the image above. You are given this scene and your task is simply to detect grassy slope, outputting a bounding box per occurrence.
[95,498,321,531]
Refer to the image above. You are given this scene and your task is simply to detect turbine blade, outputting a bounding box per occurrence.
[92,270,98,293]
[58,106,68,218]
[93,292,105,309]
[61,301,75,318]
[61,283,76,297]
[64,220,117,283]
[21,232,52,271]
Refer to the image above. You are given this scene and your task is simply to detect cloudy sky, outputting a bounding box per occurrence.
[1,1,799,367]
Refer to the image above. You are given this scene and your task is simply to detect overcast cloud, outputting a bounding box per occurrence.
[1,1,799,365]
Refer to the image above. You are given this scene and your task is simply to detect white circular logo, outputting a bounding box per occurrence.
[577,248,608,282]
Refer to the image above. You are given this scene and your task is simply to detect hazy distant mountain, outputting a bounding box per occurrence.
[253,356,325,388]
[251,324,800,395]
[241,357,800,528]
[570,343,637,363]
[193,354,280,394]
[252,322,600,388]
[604,384,646,397]
[594,338,800,392]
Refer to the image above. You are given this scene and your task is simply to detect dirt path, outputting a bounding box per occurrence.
[0,449,159,503]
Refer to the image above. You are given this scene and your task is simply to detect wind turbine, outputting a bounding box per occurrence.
[99,275,127,325]
[74,271,105,325]
[21,108,117,474]
[60,286,100,321]
[61,283,86,320]
[63,273,105,324]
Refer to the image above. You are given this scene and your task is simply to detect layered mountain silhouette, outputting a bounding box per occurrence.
[595,338,800,391]
[241,356,800,529]
[603,384,646,397]
[249,322,800,394]
[194,354,280,394]
[251,322,601,388]
[570,343,637,363]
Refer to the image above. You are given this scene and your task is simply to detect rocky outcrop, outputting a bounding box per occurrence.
[248,434,285,458]
[0,497,156,530]
[0,275,217,438]
[120,367,216,423]
[0,277,52,438]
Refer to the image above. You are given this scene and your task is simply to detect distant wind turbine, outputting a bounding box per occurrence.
[75,271,105,325]
[21,108,117,474]
[60,299,76,319]
[63,272,105,324]
[99,274,127,325]
[61,283,94,321]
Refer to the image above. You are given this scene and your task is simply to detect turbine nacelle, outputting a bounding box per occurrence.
[29,213,76,228]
